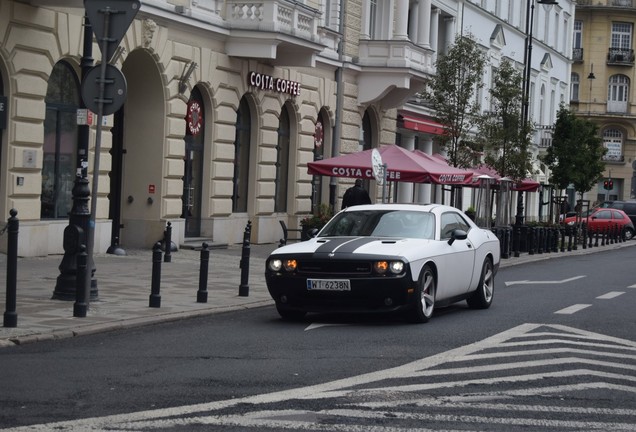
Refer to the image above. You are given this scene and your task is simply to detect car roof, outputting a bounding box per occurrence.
[340,203,456,213]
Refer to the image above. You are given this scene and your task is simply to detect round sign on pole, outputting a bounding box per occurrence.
[371,148,385,185]
[81,64,127,116]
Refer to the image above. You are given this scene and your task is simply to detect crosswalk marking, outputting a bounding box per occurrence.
[4,323,635,431]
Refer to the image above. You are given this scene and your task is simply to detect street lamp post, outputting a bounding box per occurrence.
[517,0,558,227]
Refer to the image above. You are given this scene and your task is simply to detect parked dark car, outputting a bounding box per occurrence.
[599,200,636,227]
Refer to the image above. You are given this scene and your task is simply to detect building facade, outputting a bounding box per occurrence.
[0,0,438,256]
[0,0,575,257]
[397,0,576,222]
[571,0,636,204]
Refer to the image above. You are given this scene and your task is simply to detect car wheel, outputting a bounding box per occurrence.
[408,264,435,323]
[467,258,494,309]
[276,304,306,321]
[624,227,634,240]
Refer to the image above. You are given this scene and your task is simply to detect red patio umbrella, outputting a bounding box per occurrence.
[425,153,540,192]
[307,145,474,185]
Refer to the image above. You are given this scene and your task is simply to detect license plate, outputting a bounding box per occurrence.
[307,279,351,291]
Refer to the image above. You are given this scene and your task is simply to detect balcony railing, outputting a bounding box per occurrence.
[602,154,625,163]
[537,126,554,148]
[572,48,584,62]
[607,48,635,65]
[577,0,635,6]
[225,0,321,42]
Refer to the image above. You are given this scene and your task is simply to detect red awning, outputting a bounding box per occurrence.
[399,114,445,135]
[307,145,473,185]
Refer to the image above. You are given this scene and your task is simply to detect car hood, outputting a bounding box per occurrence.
[270,237,432,258]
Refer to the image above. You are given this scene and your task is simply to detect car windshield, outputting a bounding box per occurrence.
[319,210,435,239]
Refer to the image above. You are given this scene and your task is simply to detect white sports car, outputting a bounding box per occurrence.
[265,204,500,323]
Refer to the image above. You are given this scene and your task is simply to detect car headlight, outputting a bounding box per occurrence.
[374,261,405,275]
[567,221,575,226]
[283,259,297,271]
[268,259,282,272]
[268,258,297,272]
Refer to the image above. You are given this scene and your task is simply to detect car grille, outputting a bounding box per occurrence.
[297,260,372,275]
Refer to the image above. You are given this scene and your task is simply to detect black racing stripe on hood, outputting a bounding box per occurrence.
[314,238,354,254]
[315,237,387,255]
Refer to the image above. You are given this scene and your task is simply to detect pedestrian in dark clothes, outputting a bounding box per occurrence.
[342,179,372,209]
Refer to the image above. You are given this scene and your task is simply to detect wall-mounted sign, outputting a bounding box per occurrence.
[314,120,323,148]
[0,96,7,129]
[148,184,155,194]
[186,100,203,135]
[248,71,301,96]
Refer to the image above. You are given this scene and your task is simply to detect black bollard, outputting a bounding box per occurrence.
[528,227,535,255]
[560,227,566,252]
[73,244,88,318]
[149,242,162,308]
[581,224,587,249]
[513,225,521,258]
[3,209,18,328]
[601,227,606,246]
[197,242,209,303]
[164,221,172,263]
[594,228,599,247]
[238,221,252,297]
[567,226,573,252]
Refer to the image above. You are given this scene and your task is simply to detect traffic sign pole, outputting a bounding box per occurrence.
[82,0,139,307]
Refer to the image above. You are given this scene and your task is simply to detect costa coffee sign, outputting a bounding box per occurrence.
[248,71,301,96]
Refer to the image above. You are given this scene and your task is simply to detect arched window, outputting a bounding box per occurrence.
[608,74,629,113]
[232,97,251,213]
[275,105,290,212]
[41,61,80,219]
[603,128,623,162]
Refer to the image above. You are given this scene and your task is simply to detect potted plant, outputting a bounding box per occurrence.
[464,206,476,221]
[300,204,333,240]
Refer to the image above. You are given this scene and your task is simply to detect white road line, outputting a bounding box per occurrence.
[597,291,625,299]
[628,284,636,288]
[504,275,586,287]
[554,304,591,314]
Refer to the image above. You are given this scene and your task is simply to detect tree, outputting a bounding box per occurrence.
[425,34,486,169]
[541,105,606,197]
[476,58,533,181]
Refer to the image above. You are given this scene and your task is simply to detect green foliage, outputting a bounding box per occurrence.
[541,105,606,194]
[424,35,486,169]
[300,203,333,230]
[476,58,533,181]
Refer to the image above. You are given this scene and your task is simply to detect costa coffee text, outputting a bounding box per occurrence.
[248,71,301,96]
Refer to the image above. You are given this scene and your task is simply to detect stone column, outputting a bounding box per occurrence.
[398,135,415,203]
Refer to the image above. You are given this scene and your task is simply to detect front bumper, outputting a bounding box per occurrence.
[265,269,417,314]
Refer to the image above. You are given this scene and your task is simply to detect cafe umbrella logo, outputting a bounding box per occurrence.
[186,99,203,136]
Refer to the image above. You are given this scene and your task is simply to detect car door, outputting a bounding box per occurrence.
[588,209,613,231]
[435,212,475,299]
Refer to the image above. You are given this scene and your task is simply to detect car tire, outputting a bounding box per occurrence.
[276,304,306,321]
[467,258,494,309]
[623,227,634,240]
[407,264,435,323]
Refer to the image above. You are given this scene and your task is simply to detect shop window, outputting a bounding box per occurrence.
[275,105,290,213]
[232,97,251,213]
[41,61,80,219]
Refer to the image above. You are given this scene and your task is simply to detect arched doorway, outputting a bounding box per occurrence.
[41,61,80,219]
[182,87,205,237]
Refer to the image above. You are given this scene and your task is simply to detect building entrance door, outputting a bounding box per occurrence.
[182,91,204,237]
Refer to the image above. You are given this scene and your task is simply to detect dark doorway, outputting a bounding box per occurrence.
[182,88,204,237]
[109,108,125,248]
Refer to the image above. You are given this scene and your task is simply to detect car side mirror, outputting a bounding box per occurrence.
[447,229,468,245]
[308,228,319,238]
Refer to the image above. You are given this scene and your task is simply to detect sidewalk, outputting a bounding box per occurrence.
[1,240,634,347]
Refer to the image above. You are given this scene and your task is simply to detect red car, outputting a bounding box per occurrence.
[564,208,635,240]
